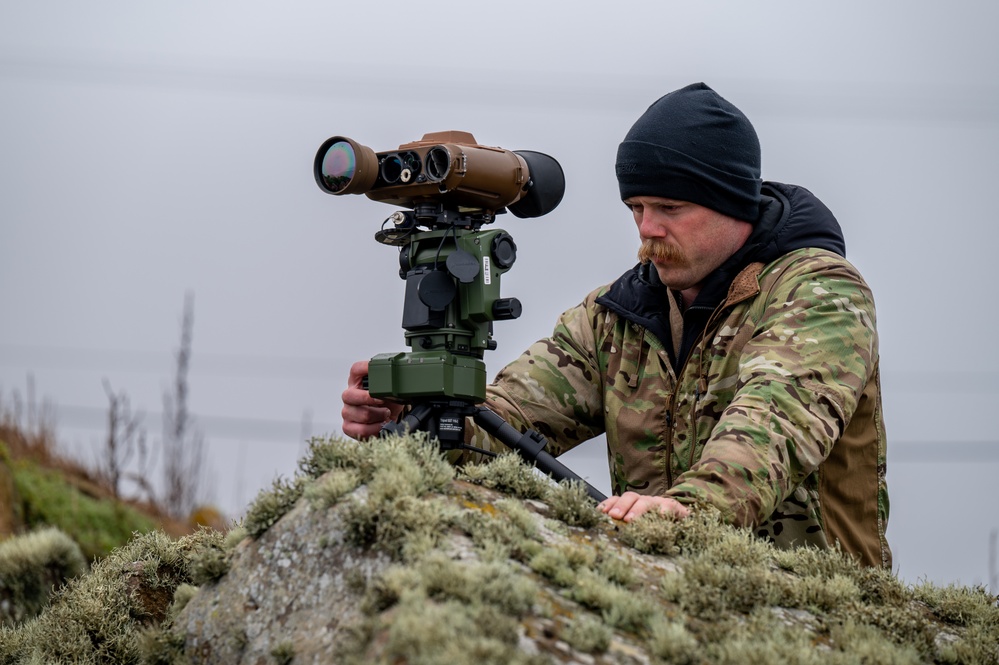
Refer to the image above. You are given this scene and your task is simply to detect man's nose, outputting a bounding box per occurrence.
[638,210,667,238]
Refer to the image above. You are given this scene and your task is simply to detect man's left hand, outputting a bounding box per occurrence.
[598,492,690,522]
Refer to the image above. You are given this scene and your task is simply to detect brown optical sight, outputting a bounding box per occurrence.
[313,131,564,218]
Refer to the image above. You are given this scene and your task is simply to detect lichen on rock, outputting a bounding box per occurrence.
[2,434,998,664]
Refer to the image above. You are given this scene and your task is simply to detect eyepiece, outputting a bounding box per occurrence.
[508,150,565,218]
[314,136,378,195]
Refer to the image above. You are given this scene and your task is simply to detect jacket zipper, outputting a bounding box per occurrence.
[663,302,730,487]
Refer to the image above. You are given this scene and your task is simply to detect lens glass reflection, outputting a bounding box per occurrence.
[321,141,356,192]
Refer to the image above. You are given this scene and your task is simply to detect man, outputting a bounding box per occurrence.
[342,83,891,568]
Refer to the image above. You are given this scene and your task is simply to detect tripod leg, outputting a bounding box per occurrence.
[380,402,434,437]
[473,406,607,503]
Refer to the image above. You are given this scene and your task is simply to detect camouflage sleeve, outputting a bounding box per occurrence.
[666,251,879,526]
[466,292,608,458]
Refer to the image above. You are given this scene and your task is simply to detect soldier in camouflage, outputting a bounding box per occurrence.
[342,83,891,569]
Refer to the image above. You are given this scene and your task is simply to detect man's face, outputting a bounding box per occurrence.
[626,196,753,293]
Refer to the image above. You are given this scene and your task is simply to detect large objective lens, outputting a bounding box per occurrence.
[314,136,379,196]
[321,141,356,192]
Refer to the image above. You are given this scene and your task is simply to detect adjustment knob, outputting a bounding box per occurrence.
[492,297,522,321]
[491,234,518,269]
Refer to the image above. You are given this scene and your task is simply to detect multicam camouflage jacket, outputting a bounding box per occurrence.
[470,184,891,569]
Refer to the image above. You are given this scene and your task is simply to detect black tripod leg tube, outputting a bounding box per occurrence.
[473,406,607,503]
[380,402,434,437]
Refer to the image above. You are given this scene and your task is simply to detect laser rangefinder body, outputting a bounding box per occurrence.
[314,131,563,403]
[314,131,563,218]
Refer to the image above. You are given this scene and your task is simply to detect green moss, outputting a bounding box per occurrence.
[0,527,88,626]
[545,480,604,528]
[562,613,612,654]
[399,554,538,617]
[9,459,158,561]
[660,548,781,618]
[0,528,221,664]
[854,564,910,607]
[350,559,546,665]
[222,524,247,551]
[8,433,995,664]
[457,500,541,562]
[771,542,863,580]
[783,572,862,613]
[459,451,550,501]
[646,615,698,665]
[827,618,924,664]
[912,582,999,628]
[367,434,455,496]
[330,438,458,560]
[700,612,826,665]
[303,468,361,508]
[135,584,202,664]
[168,583,198,619]
[137,623,188,665]
[343,492,455,561]
[936,621,999,665]
[297,435,371,480]
[594,549,636,588]
[528,546,579,587]
[493,499,539,539]
[617,509,684,556]
[186,534,229,585]
[569,569,658,633]
[249,435,456,543]
[270,640,295,664]
[358,594,542,665]
[243,476,306,538]
[842,599,937,660]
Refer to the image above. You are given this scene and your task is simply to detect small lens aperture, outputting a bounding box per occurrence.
[425,146,451,182]
[380,155,404,184]
[321,141,357,193]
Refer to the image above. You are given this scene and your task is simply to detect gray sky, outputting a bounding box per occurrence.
[2,1,998,591]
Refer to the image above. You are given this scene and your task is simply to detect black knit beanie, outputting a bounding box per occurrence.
[616,82,762,222]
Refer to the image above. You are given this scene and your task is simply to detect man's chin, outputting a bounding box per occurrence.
[653,265,693,290]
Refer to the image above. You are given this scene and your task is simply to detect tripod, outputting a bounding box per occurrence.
[381,399,607,503]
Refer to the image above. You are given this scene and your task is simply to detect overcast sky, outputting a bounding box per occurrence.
[1,1,997,591]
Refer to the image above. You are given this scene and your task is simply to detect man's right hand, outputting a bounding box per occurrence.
[341,360,404,440]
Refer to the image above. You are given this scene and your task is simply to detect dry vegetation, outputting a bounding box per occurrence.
[0,378,213,633]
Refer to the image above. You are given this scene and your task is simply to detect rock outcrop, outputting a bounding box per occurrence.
[2,434,998,664]
[168,435,999,664]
